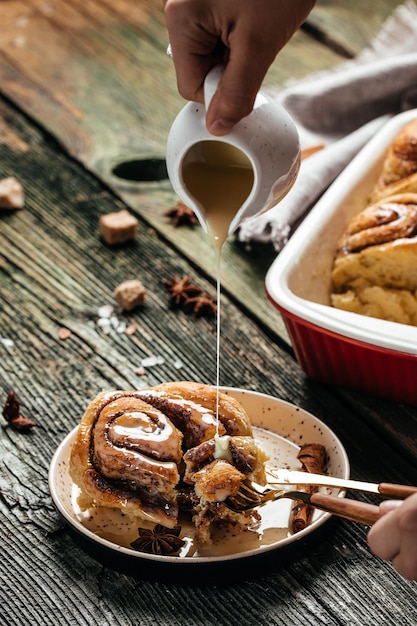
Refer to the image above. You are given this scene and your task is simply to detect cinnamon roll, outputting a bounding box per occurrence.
[69,381,267,542]
[370,119,417,203]
[330,194,417,325]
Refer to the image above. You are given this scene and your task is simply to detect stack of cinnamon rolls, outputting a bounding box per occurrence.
[331,119,417,326]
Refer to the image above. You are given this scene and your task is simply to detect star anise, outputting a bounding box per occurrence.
[165,275,202,308]
[184,293,217,318]
[2,391,36,432]
[130,524,185,555]
[164,201,199,227]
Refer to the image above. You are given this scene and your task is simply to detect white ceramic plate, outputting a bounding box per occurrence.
[49,388,349,567]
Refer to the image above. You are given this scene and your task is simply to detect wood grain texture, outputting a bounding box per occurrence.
[0,0,406,334]
[308,0,407,55]
[1,85,417,626]
[1,1,417,623]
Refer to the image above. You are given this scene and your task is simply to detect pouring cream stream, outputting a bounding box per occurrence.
[166,65,300,443]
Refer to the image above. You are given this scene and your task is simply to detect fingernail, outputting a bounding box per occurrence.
[209,118,235,136]
[379,500,403,515]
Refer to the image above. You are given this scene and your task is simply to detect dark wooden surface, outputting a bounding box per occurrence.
[1,1,417,624]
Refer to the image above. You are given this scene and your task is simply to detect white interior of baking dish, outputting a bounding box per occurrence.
[265,109,417,356]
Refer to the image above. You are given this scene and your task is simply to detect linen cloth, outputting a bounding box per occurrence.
[238,0,417,250]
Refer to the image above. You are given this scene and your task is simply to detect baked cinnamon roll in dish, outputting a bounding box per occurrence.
[70,381,267,544]
[330,194,417,325]
[370,119,417,203]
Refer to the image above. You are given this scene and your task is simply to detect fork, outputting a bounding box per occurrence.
[226,482,381,525]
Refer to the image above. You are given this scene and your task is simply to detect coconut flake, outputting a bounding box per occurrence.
[141,355,165,367]
[98,304,114,319]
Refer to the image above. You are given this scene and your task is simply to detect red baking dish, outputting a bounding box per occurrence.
[265,109,417,405]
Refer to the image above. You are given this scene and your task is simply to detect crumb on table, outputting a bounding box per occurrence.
[99,209,138,245]
[114,279,146,311]
[0,177,24,210]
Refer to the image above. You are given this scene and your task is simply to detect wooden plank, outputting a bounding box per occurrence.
[308,0,407,56]
[0,1,404,338]
[1,93,417,465]
[1,92,417,624]
[0,0,179,158]
[0,1,332,342]
[1,4,417,621]
[0,0,344,158]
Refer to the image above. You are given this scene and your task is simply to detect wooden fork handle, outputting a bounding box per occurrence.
[378,483,417,498]
[310,493,381,526]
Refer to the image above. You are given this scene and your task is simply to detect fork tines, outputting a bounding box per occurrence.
[226,481,274,512]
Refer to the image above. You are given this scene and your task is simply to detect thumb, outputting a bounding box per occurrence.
[379,500,403,515]
[205,55,266,136]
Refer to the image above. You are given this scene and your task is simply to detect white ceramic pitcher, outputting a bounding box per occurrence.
[166,65,300,238]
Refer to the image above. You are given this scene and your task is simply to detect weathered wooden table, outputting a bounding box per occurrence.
[1,1,417,624]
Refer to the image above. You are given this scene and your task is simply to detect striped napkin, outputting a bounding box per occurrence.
[238,0,417,250]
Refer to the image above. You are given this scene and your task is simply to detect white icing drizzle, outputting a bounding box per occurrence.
[213,433,232,462]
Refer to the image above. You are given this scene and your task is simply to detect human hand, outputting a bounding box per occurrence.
[367,493,417,581]
[164,0,315,135]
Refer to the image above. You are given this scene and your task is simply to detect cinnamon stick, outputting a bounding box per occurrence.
[291,443,327,533]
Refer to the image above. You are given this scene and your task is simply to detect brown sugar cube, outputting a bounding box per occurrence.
[99,209,138,245]
[114,279,146,311]
[0,177,24,210]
